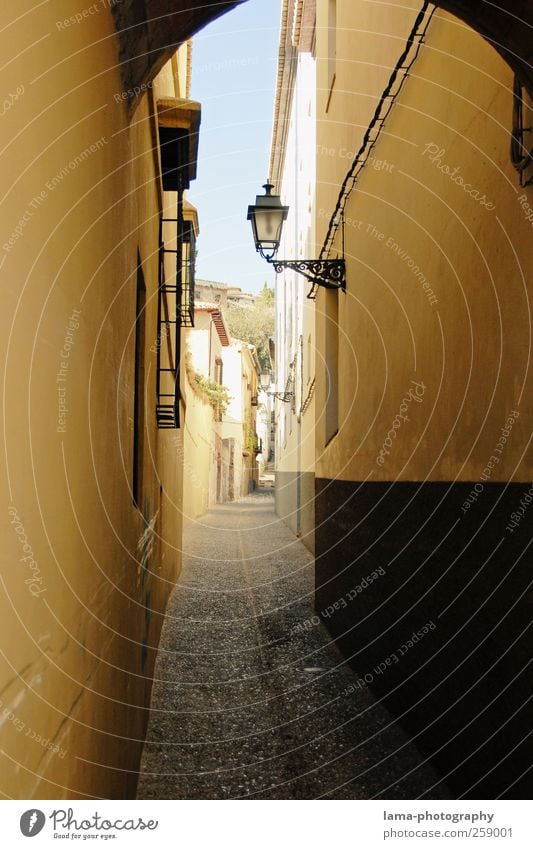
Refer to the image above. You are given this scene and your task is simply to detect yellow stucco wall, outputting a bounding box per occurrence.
[182,373,214,523]
[0,2,187,798]
[315,1,532,483]
[241,345,260,495]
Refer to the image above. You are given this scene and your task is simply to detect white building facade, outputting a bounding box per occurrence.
[270,0,317,551]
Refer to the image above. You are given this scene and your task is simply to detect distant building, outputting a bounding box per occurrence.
[194,279,230,307]
[186,305,260,504]
[186,303,231,508]
[188,303,231,381]
[220,341,261,498]
[195,278,256,309]
[227,287,256,308]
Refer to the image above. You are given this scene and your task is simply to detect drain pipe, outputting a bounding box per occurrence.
[294,63,302,539]
[296,332,303,538]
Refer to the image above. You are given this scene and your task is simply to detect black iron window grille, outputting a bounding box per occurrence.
[181,220,196,328]
[511,74,533,186]
[155,210,179,429]
[155,100,200,429]
[155,168,197,428]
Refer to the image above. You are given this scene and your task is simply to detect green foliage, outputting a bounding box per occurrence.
[194,373,231,417]
[259,281,275,306]
[244,421,260,454]
[225,284,275,369]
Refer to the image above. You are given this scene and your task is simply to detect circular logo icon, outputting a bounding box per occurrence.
[20,810,46,837]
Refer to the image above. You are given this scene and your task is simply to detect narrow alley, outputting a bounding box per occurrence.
[137,494,448,800]
[2,0,532,821]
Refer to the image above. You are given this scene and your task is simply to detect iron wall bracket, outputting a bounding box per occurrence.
[266,257,346,292]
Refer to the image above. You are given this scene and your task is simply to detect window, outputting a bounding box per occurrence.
[511,74,533,186]
[133,257,146,507]
[214,357,223,386]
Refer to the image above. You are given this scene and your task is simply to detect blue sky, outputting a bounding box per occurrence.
[189,0,281,293]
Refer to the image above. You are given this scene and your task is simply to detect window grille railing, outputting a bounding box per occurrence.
[156,192,196,428]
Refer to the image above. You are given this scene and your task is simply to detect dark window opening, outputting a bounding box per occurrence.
[214,357,223,386]
[511,74,533,186]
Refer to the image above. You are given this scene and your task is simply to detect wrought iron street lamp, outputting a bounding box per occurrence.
[247,183,345,292]
[259,369,272,391]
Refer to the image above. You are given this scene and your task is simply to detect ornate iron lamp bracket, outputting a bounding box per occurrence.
[265,256,346,292]
[272,392,294,403]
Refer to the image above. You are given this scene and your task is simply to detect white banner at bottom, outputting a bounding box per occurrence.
[3,800,531,848]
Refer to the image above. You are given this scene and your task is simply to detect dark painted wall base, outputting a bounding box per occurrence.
[315,478,533,799]
[276,470,315,553]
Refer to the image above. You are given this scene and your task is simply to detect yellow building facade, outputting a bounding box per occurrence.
[0,0,241,800]
[270,0,532,796]
[311,0,533,797]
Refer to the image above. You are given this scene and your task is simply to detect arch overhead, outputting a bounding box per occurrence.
[434,0,533,94]
[111,0,248,103]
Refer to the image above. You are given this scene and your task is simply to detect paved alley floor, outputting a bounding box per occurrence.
[136,494,449,800]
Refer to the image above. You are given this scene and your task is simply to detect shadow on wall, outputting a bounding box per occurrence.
[315,479,533,799]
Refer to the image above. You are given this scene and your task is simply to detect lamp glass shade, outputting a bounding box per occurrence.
[247,184,289,255]
[259,369,271,390]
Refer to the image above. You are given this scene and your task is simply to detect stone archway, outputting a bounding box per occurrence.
[111,0,248,106]
[112,1,531,102]
[433,1,533,93]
